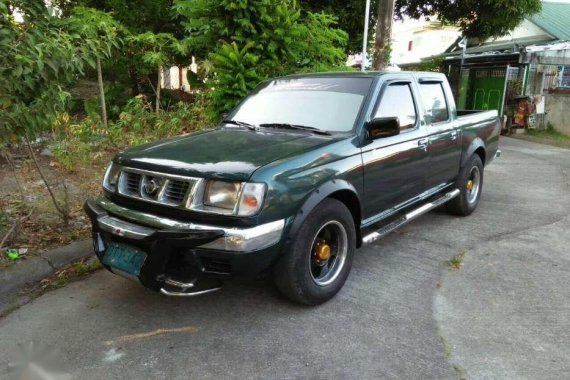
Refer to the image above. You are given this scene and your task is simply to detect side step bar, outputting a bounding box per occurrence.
[362,189,460,245]
[159,277,222,297]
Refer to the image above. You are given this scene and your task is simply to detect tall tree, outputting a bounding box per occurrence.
[300,0,378,54]
[373,0,395,70]
[128,32,188,113]
[65,6,125,128]
[55,0,182,36]
[55,0,187,94]
[395,0,542,40]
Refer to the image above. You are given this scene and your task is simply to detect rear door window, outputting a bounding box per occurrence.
[419,83,449,124]
[374,83,417,132]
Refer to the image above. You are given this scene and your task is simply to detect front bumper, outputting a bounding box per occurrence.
[84,198,286,292]
[90,197,285,252]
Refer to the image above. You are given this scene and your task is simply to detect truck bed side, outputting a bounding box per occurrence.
[457,109,501,167]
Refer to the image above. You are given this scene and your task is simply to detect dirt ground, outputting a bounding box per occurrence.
[0,143,114,267]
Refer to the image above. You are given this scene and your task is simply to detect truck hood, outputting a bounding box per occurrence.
[116,128,338,181]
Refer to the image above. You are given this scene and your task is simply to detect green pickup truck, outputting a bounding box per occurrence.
[85,71,501,305]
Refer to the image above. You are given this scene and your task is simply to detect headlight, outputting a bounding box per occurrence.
[204,181,241,210]
[202,180,266,216]
[103,163,121,192]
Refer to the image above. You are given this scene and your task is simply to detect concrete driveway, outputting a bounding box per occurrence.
[1,137,569,379]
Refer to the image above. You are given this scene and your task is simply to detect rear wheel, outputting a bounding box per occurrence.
[447,154,484,216]
[274,198,356,305]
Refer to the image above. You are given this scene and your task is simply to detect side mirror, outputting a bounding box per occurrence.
[366,117,400,139]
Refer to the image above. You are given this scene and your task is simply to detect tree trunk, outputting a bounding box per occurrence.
[373,0,396,70]
[25,138,70,226]
[97,57,108,129]
[129,65,140,96]
[156,64,162,113]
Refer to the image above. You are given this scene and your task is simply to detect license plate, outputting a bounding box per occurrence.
[101,243,147,277]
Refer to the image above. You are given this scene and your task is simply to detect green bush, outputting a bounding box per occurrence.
[106,94,211,146]
[52,139,93,171]
[177,0,348,118]
[51,93,212,171]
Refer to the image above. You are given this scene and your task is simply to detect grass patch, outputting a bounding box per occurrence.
[40,258,102,290]
[514,124,570,149]
[447,250,466,270]
[526,128,570,143]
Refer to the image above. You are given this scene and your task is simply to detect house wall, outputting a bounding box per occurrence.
[392,18,460,65]
[545,93,570,135]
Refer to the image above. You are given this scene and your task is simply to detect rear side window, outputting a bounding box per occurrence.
[374,83,417,132]
[419,83,449,124]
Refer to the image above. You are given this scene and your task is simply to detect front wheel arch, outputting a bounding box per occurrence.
[282,180,362,255]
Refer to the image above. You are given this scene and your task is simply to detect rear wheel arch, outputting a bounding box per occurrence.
[448,154,484,216]
[461,138,486,168]
[474,146,486,166]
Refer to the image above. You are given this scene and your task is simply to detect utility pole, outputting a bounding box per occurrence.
[361,0,371,72]
[373,0,396,70]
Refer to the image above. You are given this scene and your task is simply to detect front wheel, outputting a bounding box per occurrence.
[273,198,356,305]
[447,154,484,216]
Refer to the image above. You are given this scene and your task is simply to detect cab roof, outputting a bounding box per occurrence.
[279,71,443,80]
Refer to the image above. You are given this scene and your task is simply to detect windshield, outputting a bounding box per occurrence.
[228,77,373,133]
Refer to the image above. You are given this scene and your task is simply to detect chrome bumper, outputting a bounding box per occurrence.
[90,198,285,252]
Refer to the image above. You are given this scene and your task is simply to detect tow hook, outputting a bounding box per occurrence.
[157,275,222,297]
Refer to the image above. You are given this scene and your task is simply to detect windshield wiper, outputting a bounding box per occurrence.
[222,119,258,131]
[259,123,331,136]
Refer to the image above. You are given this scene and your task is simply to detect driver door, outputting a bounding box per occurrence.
[361,77,429,222]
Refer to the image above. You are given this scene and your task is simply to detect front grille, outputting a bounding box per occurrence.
[163,180,190,205]
[117,168,198,208]
[122,172,142,196]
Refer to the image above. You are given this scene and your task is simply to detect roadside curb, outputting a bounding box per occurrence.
[0,240,94,316]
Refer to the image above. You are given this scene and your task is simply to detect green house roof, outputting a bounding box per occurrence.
[529,2,570,41]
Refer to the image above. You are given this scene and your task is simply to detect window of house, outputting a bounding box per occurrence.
[408,41,413,51]
[419,83,449,124]
[561,66,570,88]
[374,83,417,132]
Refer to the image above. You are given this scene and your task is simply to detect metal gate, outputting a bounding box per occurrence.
[471,67,508,115]
[457,68,470,109]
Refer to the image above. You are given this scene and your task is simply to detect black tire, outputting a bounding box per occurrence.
[273,198,356,305]
[447,154,484,216]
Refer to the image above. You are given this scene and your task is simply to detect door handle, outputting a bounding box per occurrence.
[450,131,458,141]
[418,139,428,151]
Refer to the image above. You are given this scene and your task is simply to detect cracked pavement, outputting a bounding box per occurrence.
[0,137,569,379]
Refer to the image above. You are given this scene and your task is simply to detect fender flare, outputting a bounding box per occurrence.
[282,179,362,252]
[461,138,486,168]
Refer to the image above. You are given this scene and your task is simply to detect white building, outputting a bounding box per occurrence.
[391,18,461,65]
[161,57,199,91]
